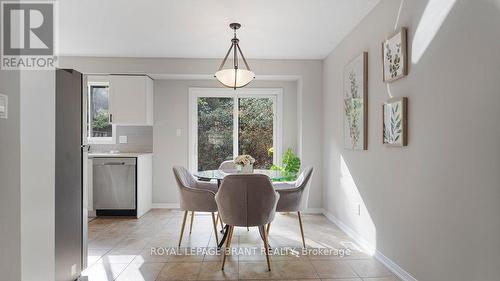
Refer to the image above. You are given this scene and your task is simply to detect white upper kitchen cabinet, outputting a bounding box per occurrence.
[109,75,153,125]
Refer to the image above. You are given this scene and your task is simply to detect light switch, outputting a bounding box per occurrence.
[176,129,182,137]
[119,135,128,144]
[0,94,7,119]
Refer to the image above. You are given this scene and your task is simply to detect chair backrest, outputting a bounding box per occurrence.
[275,166,314,212]
[172,166,196,190]
[218,160,237,172]
[215,174,279,227]
[296,166,314,210]
[295,166,314,191]
[172,166,217,212]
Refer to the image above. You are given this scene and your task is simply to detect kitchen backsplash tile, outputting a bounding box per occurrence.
[90,125,153,153]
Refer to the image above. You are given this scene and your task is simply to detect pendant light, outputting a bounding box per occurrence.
[215,23,255,89]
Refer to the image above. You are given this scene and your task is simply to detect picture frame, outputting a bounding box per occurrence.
[343,52,368,150]
[382,97,408,146]
[382,27,408,82]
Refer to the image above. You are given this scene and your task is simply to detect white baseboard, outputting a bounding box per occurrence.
[374,249,418,281]
[87,210,96,218]
[322,210,375,254]
[152,203,180,209]
[322,210,417,281]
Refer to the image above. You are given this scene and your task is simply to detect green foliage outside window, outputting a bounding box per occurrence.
[197,97,275,171]
[238,98,273,169]
[198,97,234,171]
[271,147,301,181]
[92,109,110,130]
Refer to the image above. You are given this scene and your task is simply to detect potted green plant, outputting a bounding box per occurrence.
[271,148,301,181]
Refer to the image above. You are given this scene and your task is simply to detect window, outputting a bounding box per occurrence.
[87,82,115,144]
[189,88,282,171]
[238,97,274,169]
[197,97,234,171]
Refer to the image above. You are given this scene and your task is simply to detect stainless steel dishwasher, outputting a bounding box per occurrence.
[93,157,136,216]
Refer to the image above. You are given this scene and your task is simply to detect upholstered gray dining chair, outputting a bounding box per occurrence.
[172,166,219,247]
[271,166,314,248]
[218,160,237,172]
[213,160,237,229]
[215,174,280,271]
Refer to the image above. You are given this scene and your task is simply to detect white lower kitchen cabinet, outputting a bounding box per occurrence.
[137,154,153,218]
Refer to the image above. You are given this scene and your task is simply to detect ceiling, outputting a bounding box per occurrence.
[57,0,380,59]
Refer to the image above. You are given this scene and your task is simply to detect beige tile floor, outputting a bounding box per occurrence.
[83,209,399,281]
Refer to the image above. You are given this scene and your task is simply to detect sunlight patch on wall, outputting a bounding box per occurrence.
[412,0,457,64]
[340,155,377,255]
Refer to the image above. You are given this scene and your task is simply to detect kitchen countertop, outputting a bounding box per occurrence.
[88,152,153,158]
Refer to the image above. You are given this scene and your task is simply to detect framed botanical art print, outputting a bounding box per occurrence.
[382,27,408,82]
[383,97,408,146]
[343,52,368,150]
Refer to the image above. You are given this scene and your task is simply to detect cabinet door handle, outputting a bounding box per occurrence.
[109,114,113,123]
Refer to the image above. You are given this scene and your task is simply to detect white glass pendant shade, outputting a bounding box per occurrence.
[215,68,255,88]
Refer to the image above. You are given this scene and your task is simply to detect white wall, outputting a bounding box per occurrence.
[20,70,56,281]
[0,61,55,281]
[322,0,500,280]
[59,57,324,209]
[153,79,298,205]
[0,69,21,281]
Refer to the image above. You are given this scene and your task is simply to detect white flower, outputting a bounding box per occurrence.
[234,155,255,166]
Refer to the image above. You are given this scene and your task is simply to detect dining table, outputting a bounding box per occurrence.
[196,169,294,186]
[194,169,296,248]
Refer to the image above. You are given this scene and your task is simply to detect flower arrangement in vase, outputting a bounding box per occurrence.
[234,155,255,173]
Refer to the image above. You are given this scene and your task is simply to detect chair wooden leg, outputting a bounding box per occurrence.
[228,226,234,247]
[178,210,188,248]
[297,211,306,248]
[221,225,234,270]
[189,211,195,234]
[267,223,271,236]
[219,213,224,229]
[263,224,271,271]
[211,212,219,246]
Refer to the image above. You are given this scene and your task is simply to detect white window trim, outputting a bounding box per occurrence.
[87,80,116,145]
[188,87,283,172]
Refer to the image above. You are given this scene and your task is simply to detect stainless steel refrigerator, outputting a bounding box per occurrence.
[55,69,88,281]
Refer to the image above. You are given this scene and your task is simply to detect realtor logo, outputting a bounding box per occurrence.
[1,1,56,69]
